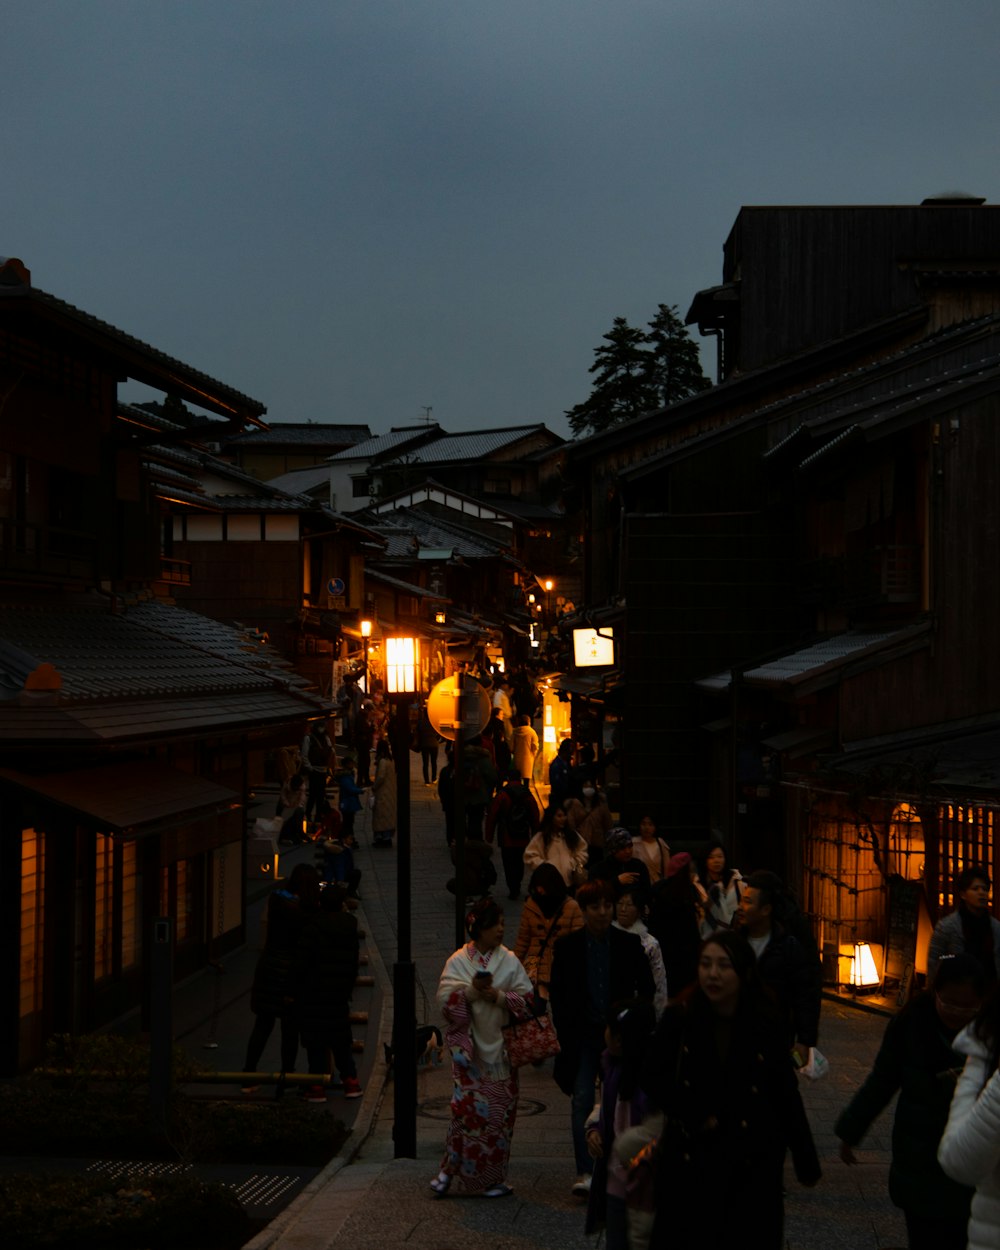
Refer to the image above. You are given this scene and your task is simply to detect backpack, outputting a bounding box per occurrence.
[501,789,532,848]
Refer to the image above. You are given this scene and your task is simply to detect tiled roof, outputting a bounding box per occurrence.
[223,423,371,449]
[390,426,547,464]
[264,465,334,493]
[327,426,441,462]
[0,598,328,743]
[0,598,311,702]
[367,511,510,562]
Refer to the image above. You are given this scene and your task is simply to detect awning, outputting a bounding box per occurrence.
[0,761,241,836]
[695,621,932,696]
[551,670,622,702]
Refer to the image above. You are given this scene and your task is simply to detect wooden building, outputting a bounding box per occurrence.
[0,258,329,1073]
[564,199,1000,994]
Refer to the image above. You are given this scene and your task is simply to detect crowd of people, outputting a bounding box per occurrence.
[251,690,1000,1250]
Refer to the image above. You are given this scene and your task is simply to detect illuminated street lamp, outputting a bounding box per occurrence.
[385,635,420,1157]
[360,618,372,689]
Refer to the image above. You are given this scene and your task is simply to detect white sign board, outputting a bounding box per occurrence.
[573,627,615,667]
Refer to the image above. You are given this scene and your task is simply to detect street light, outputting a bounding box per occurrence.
[360,618,372,691]
[386,634,420,1157]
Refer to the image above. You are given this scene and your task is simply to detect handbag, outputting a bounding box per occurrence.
[502,1010,561,1067]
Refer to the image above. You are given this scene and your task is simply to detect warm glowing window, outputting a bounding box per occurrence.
[160,859,195,943]
[937,804,995,908]
[888,803,925,881]
[95,834,140,980]
[19,829,45,1019]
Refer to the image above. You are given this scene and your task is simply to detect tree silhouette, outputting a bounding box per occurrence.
[566,304,711,437]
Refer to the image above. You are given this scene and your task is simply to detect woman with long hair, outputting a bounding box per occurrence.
[837,954,985,1250]
[647,853,704,1000]
[513,862,584,1004]
[939,972,1000,1250]
[431,897,535,1199]
[697,838,744,937]
[644,930,821,1249]
[928,865,1000,988]
[523,803,588,889]
[371,738,396,848]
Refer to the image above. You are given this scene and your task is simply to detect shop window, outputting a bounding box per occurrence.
[937,805,995,909]
[94,834,140,981]
[160,859,197,945]
[19,829,45,1020]
[887,803,925,881]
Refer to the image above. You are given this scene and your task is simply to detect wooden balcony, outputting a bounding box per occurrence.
[0,518,98,582]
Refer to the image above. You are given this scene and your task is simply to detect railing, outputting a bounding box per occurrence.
[0,517,99,580]
[159,556,192,585]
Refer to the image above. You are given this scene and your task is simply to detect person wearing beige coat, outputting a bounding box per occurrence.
[513,862,584,1002]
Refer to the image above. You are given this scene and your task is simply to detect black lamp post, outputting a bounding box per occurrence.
[386,635,419,1158]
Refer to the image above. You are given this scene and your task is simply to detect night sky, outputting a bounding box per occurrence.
[4,2,997,437]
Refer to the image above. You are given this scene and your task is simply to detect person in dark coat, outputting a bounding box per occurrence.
[417,705,442,785]
[549,879,657,1196]
[459,735,497,841]
[736,869,822,1066]
[485,768,540,901]
[647,853,704,1002]
[835,954,985,1250]
[438,744,456,846]
[301,719,334,823]
[242,863,321,1090]
[589,826,652,901]
[644,930,821,1250]
[547,738,575,809]
[295,885,363,1101]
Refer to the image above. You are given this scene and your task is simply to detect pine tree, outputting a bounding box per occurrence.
[565,304,710,438]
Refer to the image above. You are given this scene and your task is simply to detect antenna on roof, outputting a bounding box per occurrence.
[420,406,433,424]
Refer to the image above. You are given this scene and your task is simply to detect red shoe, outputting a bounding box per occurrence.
[343,1077,363,1099]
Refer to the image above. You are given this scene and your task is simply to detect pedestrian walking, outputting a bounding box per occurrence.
[837,954,984,1250]
[523,803,589,890]
[644,931,821,1250]
[485,768,539,900]
[549,879,656,1197]
[295,884,363,1103]
[697,838,745,936]
[301,719,334,824]
[371,739,397,848]
[431,897,535,1199]
[511,713,539,785]
[242,862,320,1091]
[938,967,1000,1250]
[927,864,1000,987]
[417,705,442,785]
[512,862,583,1006]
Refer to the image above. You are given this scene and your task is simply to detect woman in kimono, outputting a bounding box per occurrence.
[431,897,535,1199]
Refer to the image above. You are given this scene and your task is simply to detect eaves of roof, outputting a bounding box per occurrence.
[1,285,267,424]
[570,305,931,466]
[0,760,241,835]
[365,567,449,600]
[695,620,933,697]
[622,313,1000,484]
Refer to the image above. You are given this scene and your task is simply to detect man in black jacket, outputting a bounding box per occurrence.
[549,878,656,1196]
[737,869,821,1067]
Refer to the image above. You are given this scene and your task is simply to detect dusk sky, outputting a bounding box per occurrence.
[4,3,998,440]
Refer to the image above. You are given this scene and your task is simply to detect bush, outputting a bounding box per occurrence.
[1,1081,349,1165]
[0,1172,258,1250]
[8,1032,350,1165]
